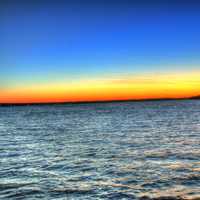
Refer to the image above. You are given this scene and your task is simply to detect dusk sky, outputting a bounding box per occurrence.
[1,0,200,103]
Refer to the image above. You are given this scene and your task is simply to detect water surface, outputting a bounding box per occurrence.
[0,100,200,199]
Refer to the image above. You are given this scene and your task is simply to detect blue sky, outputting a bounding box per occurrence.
[0,0,200,100]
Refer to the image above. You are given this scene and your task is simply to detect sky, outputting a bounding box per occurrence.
[0,0,200,103]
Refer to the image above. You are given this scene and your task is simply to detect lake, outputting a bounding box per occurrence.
[0,100,200,199]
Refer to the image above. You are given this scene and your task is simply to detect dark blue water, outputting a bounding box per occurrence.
[0,100,200,200]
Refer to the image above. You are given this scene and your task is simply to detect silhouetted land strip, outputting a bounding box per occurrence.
[0,96,200,107]
[190,95,200,99]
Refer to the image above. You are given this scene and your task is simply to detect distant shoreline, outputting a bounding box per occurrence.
[0,96,200,106]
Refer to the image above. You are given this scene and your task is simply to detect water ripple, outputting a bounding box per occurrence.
[0,101,200,199]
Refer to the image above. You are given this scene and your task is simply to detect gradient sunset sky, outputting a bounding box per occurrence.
[1,0,200,103]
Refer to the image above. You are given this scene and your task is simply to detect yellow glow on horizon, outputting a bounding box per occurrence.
[1,70,200,103]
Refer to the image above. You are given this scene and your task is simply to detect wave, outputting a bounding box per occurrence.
[52,187,94,195]
[139,196,200,200]
[0,182,33,190]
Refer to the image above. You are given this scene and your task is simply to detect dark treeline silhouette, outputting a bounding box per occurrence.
[0,95,200,106]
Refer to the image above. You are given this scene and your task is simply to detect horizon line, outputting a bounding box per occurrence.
[0,95,200,106]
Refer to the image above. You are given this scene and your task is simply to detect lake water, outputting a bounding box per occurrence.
[0,100,200,199]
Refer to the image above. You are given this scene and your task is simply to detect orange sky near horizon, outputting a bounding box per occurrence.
[1,1,200,104]
[1,71,200,103]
